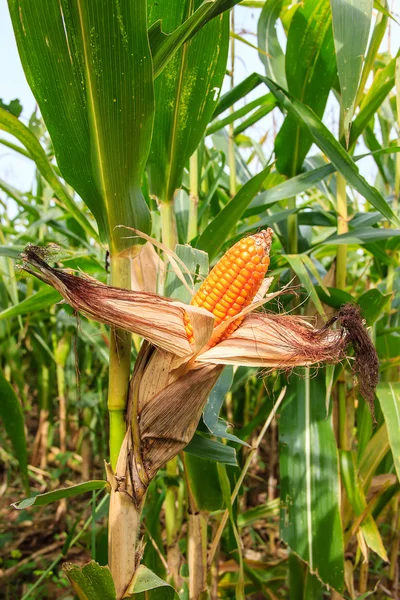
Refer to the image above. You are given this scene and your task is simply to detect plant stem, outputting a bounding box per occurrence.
[336,109,348,290]
[184,453,209,600]
[336,109,352,454]
[336,171,348,290]
[228,9,236,198]
[188,513,208,600]
[165,457,182,587]
[160,201,178,249]
[287,196,298,255]
[188,151,199,242]
[108,254,132,469]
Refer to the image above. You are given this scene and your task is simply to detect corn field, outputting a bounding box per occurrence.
[0,1,400,598]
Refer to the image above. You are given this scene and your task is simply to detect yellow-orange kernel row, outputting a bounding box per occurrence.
[185,228,273,344]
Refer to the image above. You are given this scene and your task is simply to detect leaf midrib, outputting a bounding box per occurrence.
[165,0,195,201]
[290,1,332,176]
[76,0,113,237]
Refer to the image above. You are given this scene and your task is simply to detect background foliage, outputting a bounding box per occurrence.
[0,0,400,598]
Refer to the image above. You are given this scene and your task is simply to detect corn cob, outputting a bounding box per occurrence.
[185,228,273,344]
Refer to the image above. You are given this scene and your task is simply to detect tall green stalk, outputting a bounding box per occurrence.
[336,182,348,291]
[160,201,178,250]
[108,254,132,470]
[287,197,298,255]
[228,9,236,198]
[335,110,352,454]
[188,150,199,242]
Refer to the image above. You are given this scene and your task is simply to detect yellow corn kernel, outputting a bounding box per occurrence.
[185,229,273,343]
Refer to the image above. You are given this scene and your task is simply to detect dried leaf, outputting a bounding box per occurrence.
[139,363,224,478]
[116,226,195,295]
[131,242,165,293]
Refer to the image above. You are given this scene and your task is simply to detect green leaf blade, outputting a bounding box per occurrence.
[280,370,344,592]
[0,369,29,494]
[8,0,154,250]
[275,0,337,176]
[12,480,108,510]
[263,77,400,226]
[376,383,400,482]
[147,1,229,204]
[196,165,271,260]
[330,0,374,140]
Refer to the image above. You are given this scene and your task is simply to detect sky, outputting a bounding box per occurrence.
[0,3,399,196]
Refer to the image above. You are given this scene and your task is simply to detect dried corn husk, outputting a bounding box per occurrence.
[197,312,347,367]
[20,245,379,492]
[131,241,165,293]
[138,362,224,479]
[21,245,214,358]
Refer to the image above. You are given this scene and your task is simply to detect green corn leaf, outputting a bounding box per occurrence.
[244,163,335,217]
[285,255,325,315]
[185,433,237,466]
[288,554,323,599]
[233,97,277,135]
[349,55,397,149]
[63,562,116,600]
[237,207,297,238]
[0,245,24,259]
[184,454,224,512]
[257,0,287,88]
[149,0,240,78]
[330,0,374,143]
[12,480,108,510]
[280,370,344,592]
[8,0,154,252]
[356,4,389,108]
[262,77,400,225]
[340,449,388,561]
[357,288,392,326]
[244,146,400,218]
[315,285,354,309]
[0,179,40,217]
[207,93,273,135]
[376,383,400,482]
[0,97,23,118]
[217,462,245,599]
[196,165,271,260]
[275,0,337,176]
[237,499,280,528]
[203,366,246,445]
[147,0,229,204]
[164,244,209,304]
[358,424,390,491]
[0,109,97,241]
[214,73,264,118]
[374,0,398,22]
[0,287,62,321]
[321,227,400,245]
[0,369,29,494]
[126,565,179,598]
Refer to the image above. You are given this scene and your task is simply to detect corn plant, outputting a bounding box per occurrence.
[0,0,400,598]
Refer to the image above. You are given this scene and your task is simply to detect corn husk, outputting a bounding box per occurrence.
[138,362,224,479]
[21,245,214,358]
[131,241,165,293]
[197,312,347,367]
[21,245,379,490]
